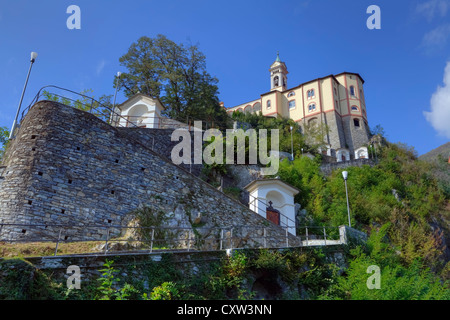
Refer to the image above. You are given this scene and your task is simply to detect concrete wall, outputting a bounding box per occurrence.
[0,101,300,249]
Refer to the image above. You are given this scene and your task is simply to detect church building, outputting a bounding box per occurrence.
[224,53,371,161]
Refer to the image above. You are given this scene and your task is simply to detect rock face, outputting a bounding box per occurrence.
[0,101,300,249]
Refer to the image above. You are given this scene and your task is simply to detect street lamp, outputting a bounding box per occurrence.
[342,170,351,228]
[290,126,294,160]
[109,71,122,125]
[9,52,38,139]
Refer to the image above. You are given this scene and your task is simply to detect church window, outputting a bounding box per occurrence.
[350,86,356,97]
[289,100,296,109]
[267,100,271,109]
[353,118,360,127]
[274,76,279,87]
[308,103,316,112]
[351,106,359,112]
[288,91,295,97]
[307,89,315,99]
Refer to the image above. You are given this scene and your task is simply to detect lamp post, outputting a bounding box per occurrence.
[342,170,351,227]
[290,126,294,160]
[9,52,38,139]
[109,71,122,125]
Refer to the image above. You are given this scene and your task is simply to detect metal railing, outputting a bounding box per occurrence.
[14,85,215,137]
[15,85,137,133]
[114,115,203,131]
[297,226,342,246]
[0,222,344,257]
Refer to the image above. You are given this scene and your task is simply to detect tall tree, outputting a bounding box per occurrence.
[0,126,10,161]
[117,35,230,129]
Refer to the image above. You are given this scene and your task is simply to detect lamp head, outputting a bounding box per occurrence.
[117,71,122,77]
[30,52,38,62]
[342,171,348,180]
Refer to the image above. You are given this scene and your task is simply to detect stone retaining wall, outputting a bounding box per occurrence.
[0,101,300,249]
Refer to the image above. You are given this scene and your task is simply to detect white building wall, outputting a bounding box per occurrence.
[247,184,297,236]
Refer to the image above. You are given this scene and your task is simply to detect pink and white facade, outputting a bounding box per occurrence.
[225,54,371,161]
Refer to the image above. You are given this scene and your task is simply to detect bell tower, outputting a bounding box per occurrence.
[269,52,288,91]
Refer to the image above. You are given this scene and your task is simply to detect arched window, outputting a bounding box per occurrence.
[267,100,272,109]
[274,76,279,87]
[351,106,359,112]
[308,103,316,112]
[307,89,315,99]
[253,102,261,113]
[287,91,295,97]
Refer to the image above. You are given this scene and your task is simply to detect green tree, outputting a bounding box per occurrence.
[0,126,10,161]
[118,35,230,129]
[230,111,307,155]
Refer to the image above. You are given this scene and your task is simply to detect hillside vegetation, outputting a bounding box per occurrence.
[418,142,450,196]
[1,110,449,299]
[222,113,450,298]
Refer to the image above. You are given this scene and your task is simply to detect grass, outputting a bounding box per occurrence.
[0,240,176,258]
[0,241,105,258]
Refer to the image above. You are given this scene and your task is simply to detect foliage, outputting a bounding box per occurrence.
[0,259,62,299]
[277,142,446,246]
[118,34,230,129]
[250,249,288,273]
[143,282,180,300]
[209,251,254,299]
[96,259,137,300]
[319,226,450,300]
[369,124,386,138]
[231,111,307,155]
[42,89,113,123]
[223,186,241,200]
[0,126,10,161]
[132,205,169,247]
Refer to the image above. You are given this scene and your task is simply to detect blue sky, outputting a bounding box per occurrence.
[1,0,449,155]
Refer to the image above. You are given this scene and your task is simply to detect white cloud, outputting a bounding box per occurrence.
[422,24,450,48]
[416,0,450,21]
[424,61,450,139]
[96,59,106,76]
